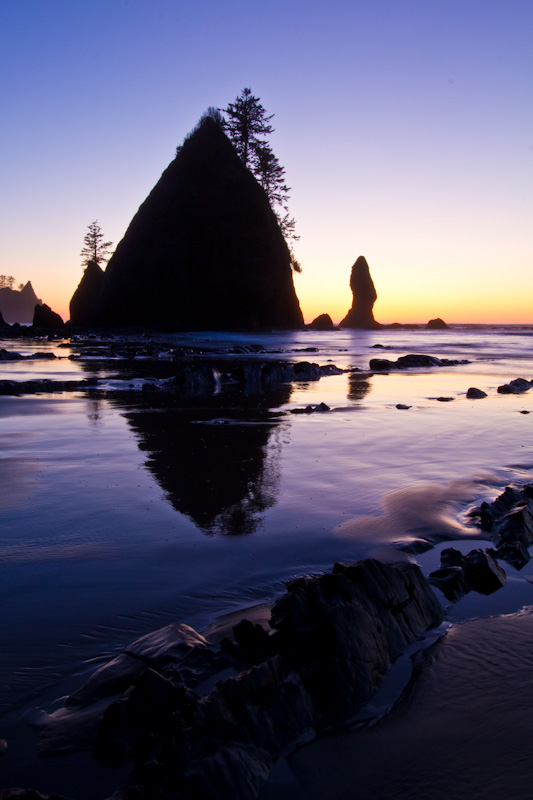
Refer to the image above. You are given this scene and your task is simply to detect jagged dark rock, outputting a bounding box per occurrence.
[0,281,42,324]
[464,549,506,595]
[430,546,507,600]
[426,317,448,329]
[32,303,64,330]
[0,308,9,327]
[82,117,303,331]
[428,566,470,602]
[471,484,533,549]
[308,313,335,331]
[69,260,105,326]
[39,559,443,800]
[339,256,380,329]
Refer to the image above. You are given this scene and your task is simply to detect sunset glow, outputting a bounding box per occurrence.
[1,0,531,325]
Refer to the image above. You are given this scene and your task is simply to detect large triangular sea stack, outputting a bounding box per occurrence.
[81,118,303,330]
[340,255,380,329]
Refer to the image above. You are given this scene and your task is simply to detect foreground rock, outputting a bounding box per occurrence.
[81,117,303,331]
[430,547,507,602]
[369,353,469,371]
[339,256,380,329]
[38,559,442,800]
[430,484,533,601]
[286,610,533,799]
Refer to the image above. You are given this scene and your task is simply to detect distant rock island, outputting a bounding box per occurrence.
[339,256,380,329]
[0,282,42,324]
[426,317,448,329]
[73,118,303,330]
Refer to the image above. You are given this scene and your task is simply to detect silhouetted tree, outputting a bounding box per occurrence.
[223,88,274,170]
[80,221,113,268]
[252,141,301,271]
[0,275,16,289]
[223,89,301,271]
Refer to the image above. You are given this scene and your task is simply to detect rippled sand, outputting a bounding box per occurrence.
[279,609,533,800]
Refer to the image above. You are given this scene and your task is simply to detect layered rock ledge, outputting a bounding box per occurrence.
[35,559,442,800]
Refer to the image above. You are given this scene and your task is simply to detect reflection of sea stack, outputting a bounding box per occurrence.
[340,256,380,329]
[81,117,303,330]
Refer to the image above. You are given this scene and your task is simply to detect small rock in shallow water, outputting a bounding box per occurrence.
[464,549,506,595]
[497,377,532,394]
[467,387,488,399]
[395,404,411,410]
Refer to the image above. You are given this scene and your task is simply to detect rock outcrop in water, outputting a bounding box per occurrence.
[426,317,448,329]
[38,559,442,800]
[308,313,335,330]
[69,260,105,326]
[80,118,303,331]
[32,303,64,330]
[339,256,380,329]
[0,281,42,324]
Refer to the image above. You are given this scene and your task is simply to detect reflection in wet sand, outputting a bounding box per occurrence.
[108,384,292,535]
[347,373,371,401]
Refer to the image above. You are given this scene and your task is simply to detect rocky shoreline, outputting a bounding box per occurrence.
[3,482,532,800]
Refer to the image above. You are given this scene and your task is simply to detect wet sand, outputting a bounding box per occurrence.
[1,328,533,797]
[267,609,533,800]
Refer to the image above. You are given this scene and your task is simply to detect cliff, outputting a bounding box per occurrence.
[339,256,380,329]
[84,118,303,330]
[0,282,42,324]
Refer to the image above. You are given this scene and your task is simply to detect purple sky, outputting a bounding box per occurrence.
[1,0,531,322]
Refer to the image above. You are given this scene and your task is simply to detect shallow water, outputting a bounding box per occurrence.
[1,325,533,795]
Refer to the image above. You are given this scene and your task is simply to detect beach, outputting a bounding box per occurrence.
[1,325,533,798]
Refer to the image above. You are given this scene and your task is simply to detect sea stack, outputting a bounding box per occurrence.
[0,281,42,324]
[32,303,64,330]
[81,117,303,330]
[340,256,380,329]
[70,260,105,326]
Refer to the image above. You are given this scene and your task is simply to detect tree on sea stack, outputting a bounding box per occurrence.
[80,221,113,269]
[223,89,301,272]
[223,88,274,170]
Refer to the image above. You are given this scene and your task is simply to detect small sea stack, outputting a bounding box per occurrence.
[340,256,380,329]
[32,303,64,330]
[426,317,448,330]
[69,259,105,327]
[308,313,335,331]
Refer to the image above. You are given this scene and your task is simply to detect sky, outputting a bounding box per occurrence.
[1,0,531,325]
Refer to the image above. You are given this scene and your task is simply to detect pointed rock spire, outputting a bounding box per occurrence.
[340,256,380,329]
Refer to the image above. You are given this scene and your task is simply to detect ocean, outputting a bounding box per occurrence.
[1,324,532,796]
